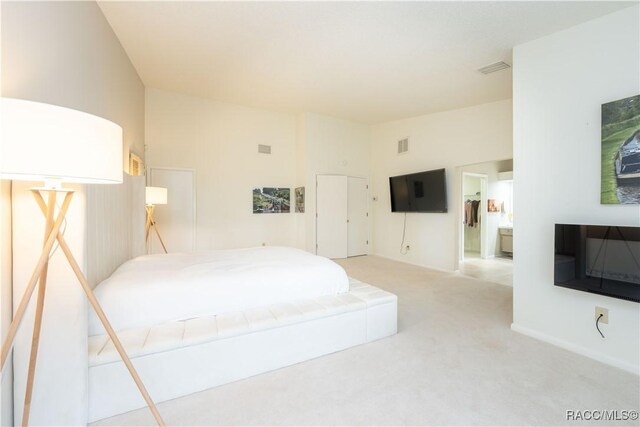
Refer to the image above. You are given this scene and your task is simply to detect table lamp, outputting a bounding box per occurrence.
[145,186,168,254]
[0,98,164,426]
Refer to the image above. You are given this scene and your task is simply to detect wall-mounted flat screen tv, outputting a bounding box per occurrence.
[389,168,447,213]
[554,224,640,303]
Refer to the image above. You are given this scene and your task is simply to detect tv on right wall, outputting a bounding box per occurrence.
[554,224,640,303]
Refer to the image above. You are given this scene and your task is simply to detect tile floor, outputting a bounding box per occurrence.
[459,251,513,286]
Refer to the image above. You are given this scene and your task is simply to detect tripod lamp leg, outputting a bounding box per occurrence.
[0,192,73,371]
[32,192,165,426]
[21,191,57,426]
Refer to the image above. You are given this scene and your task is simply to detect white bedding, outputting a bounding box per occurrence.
[89,246,349,335]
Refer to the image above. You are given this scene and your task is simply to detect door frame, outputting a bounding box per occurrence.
[460,172,489,262]
[147,166,197,252]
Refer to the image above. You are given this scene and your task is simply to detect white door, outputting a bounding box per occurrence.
[348,177,368,257]
[316,175,348,259]
[148,167,196,254]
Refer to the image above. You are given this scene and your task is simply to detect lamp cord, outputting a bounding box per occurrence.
[596,313,605,339]
[400,212,408,255]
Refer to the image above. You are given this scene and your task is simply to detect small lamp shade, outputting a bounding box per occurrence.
[146,186,168,205]
[0,97,123,184]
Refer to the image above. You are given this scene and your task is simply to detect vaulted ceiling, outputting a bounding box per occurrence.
[99,1,634,123]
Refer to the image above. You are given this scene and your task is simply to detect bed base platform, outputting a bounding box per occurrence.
[87,278,397,422]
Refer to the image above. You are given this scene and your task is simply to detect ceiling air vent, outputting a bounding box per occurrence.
[258,144,271,154]
[477,61,511,75]
[397,138,409,155]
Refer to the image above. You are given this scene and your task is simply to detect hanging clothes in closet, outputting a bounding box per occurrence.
[464,196,481,227]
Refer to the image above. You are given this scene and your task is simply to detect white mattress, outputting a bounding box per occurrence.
[89,246,349,335]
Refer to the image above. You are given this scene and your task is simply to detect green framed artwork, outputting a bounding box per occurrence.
[601,94,640,204]
[253,187,290,213]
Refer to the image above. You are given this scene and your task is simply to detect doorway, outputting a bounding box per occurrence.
[457,159,514,286]
[461,172,488,261]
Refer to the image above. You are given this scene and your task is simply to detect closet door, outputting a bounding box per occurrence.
[347,177,368,257]
[316,175,348,259]
[148,167,196,254]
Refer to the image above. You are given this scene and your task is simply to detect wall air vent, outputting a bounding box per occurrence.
[477,61,511,75]
[258,144,271,154]
[397,138,409,154]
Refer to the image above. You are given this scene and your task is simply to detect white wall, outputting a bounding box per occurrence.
[512,6,640,373]
[294,115,307,249]
[371,100,513,271]
[1,1,146,424]
[146,88,298,250]
[145,94,372,255]
[302,113,371,254]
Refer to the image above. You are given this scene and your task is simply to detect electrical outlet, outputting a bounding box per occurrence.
[595,307,609,324]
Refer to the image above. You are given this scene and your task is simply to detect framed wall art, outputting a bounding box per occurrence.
[601,94,640,204]
[253,187,291,213]
[295,187,305,213]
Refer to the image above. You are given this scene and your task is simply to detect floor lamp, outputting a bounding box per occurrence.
[145,186,168,253]
[0,98,165,426]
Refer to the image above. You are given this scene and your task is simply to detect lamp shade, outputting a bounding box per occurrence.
[0,97,123,184]
[146,186,168,205]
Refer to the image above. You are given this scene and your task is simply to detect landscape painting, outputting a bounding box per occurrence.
[601,94,640,204]
[253,187,290,213]
[295,187,305,213]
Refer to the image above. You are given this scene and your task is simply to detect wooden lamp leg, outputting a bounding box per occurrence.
[146,206,168,254]
[150,220,168,255]
[32,191,165,426]
[21,191,57,426]
[0,192,73,370]
[145,205,153,244]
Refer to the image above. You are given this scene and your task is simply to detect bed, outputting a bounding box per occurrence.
[13,175,397,425]
[86,244,397,422]
[89,246,349,334]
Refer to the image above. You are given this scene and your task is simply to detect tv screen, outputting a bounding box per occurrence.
[554,224,640,303]
[389,168,447,213]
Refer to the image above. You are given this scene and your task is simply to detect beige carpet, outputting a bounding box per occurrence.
[93,256,639,426]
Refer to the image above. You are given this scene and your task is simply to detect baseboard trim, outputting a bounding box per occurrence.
[511,323,639,375]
